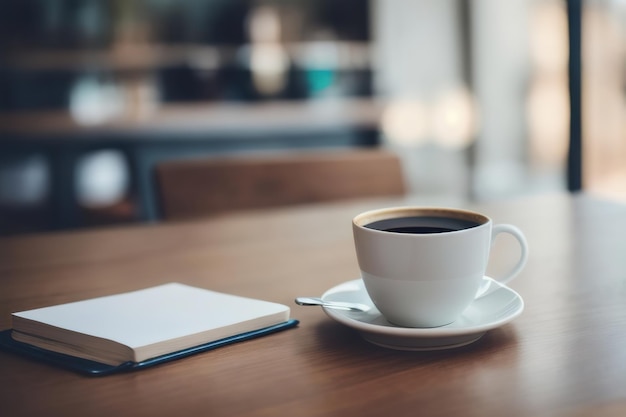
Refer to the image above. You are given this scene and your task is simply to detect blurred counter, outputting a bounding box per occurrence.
[0,98,384,232]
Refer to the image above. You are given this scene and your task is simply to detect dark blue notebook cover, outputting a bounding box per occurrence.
[0,319,298,376]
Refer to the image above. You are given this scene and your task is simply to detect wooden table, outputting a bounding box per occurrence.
[1,193,626,417]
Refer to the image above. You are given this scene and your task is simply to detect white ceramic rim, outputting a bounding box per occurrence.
[353,206,490,235]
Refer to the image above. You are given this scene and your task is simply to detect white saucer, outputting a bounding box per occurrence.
[321,277,524,351]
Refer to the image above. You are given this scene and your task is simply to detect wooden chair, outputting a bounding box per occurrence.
[154,148,407,221]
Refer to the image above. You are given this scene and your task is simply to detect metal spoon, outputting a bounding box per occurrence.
[294,297,370,312]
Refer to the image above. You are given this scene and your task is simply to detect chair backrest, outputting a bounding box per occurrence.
[154,148,406,220]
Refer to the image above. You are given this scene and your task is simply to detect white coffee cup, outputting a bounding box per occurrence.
[352,207,528,328]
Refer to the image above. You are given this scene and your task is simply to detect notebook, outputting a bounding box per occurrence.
[1,283,298,375]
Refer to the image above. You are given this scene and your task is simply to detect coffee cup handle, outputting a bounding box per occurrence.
[491,224,529,285]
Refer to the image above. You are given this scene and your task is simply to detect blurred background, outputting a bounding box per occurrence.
[0,0,624,235]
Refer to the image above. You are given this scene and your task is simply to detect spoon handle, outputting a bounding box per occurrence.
[294,297,369,312]
[295,297,327,306]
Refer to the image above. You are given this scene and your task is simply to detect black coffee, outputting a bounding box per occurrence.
[364,216,481,234]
